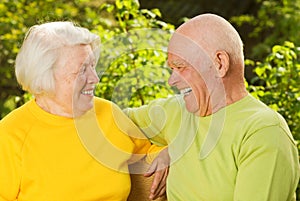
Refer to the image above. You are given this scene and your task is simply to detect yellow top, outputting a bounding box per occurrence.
[0,97,160,201]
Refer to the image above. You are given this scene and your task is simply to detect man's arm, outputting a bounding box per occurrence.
[111,102,169,200]
[234,126,299,201]
[124,96,185,146]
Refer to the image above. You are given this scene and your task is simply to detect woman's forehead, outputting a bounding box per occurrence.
[55,45,93,72]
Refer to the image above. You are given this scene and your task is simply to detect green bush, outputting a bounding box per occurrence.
[248,41,300,143]
[94,0,176,108]
[0,0,99,118]
[0,0,175,117]
[231,0,300,59]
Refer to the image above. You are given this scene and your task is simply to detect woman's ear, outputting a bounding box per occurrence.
[214,50,230,78]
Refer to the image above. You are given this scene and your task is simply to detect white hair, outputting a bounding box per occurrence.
[15,21,100,95]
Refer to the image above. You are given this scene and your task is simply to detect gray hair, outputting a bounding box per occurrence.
[15,21,100,95]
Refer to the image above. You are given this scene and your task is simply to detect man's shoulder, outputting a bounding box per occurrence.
[243,95,284,125]
[232,95,294,143]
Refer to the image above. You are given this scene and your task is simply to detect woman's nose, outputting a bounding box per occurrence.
[88,67,100,84]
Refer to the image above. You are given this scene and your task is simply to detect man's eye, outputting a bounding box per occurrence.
[174,66,185,71]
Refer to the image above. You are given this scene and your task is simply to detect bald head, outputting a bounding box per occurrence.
[169,13,244,68]
[167,14,248,114]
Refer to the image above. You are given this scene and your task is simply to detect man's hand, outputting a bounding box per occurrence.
[144,147,170,200]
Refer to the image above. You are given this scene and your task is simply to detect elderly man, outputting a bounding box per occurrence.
[126,13,300,200]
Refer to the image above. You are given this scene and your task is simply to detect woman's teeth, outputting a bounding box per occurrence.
[81,90,93,95]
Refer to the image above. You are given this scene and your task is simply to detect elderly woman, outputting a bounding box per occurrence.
[0,21,167,201]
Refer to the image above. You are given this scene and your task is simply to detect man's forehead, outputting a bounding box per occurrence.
[167,32,211,68]
[167,53,189,66]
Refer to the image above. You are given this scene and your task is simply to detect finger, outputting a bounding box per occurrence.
[149,170,163,194]
[144,170,154,177]
[149,168,168,199]
[150,186,166,200]
[144,160,158,177]
[149,182,166,200]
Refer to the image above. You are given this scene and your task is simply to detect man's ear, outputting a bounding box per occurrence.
[214,50,230,78]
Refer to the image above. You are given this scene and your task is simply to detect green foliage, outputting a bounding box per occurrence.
[248,41,300,142]
[95,0,176,108]
[0,0,96,118]
[231,0,300,59]
[0,0,175,118]
[1,0,299,139]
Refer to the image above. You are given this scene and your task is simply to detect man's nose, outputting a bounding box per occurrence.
[168,71,180,86]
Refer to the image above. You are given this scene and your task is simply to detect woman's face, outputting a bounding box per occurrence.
[52,44,99,117]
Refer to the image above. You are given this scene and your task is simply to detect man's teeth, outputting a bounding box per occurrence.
[81,90,93,95]
[180,88,192,95]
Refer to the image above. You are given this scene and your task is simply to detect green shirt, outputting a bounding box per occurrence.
[126,95,299,201]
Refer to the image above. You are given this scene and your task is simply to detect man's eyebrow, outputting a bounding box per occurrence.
[171,60,185,66]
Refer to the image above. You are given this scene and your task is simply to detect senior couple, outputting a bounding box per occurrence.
[0,13,299,201]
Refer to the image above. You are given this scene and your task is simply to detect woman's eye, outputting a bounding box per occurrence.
[80,66,87,74]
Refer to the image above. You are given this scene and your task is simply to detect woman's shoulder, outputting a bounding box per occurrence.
[0,100,34,146]
[0,100,34,126]
[93,97,124,117]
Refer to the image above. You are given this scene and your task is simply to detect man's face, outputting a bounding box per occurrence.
[167,53,209,116]
[167,30,219,116]
[53,44,99,117]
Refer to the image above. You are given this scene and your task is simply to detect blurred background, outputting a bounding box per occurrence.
[0,0,300,196]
